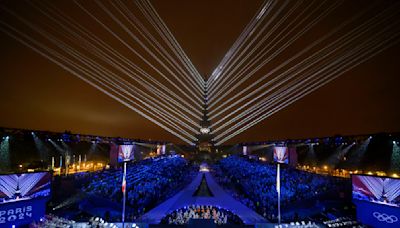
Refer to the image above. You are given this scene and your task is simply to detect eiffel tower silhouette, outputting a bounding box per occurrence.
[379,186,389,204]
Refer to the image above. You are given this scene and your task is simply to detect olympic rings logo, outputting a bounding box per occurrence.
[373,212,398,224]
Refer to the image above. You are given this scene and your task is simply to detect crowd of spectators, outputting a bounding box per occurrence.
[83,155,197,218]
[161,205,243,225]
[30,215,124,228]
[212,155,349,221]
[323,217,365,227]
[30,214,79,228]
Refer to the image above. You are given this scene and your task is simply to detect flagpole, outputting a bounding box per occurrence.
[122,161,127,227]
[59,155,62,175]
[277,163,281,225]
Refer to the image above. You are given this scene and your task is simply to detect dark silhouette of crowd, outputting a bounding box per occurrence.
[212,155,349,221]
[83,155,197,217]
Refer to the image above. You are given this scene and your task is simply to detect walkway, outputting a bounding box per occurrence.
[140,169,267,225]
[193,174,214,197]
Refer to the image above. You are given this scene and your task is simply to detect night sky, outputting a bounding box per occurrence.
[0,0,399,144]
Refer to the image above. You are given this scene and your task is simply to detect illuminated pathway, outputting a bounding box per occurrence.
[140,168,267,225]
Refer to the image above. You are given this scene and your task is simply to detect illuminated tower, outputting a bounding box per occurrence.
[380,186,389,204]
[196,84,213,151]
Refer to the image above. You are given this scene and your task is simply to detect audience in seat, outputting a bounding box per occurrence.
[83,155,197,218]
[212,155,349,221]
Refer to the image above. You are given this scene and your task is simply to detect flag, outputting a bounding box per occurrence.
[122,178,126,193]
[276,164,280,193]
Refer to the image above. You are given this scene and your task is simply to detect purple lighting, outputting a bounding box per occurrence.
[0,172,51,204]
[352,175,400,207]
